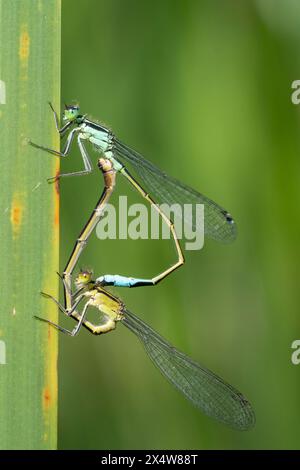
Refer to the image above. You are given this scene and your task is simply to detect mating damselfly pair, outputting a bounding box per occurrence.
[31,104,255,430]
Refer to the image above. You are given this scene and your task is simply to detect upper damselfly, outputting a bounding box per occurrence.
[30,103,236,244]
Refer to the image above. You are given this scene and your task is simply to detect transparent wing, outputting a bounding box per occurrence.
[114,139,237,243]
[122,308,255,430]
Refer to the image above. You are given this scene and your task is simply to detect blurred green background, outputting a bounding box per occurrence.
[58,0,300,449]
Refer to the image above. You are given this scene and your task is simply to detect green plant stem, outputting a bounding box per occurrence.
[0,0,60,450]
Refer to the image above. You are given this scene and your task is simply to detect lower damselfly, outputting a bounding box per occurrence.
[36,270,255,431]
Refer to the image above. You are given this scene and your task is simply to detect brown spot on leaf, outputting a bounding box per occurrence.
[54,171,60,196]
[43,387,51,409]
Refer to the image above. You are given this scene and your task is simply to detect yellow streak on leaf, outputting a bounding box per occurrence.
[19,26,30,61]
[41,157,59,443]
[19,25,30,81]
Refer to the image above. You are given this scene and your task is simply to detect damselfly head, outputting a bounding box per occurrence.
[63,104,80,122]
[75,268,93,287]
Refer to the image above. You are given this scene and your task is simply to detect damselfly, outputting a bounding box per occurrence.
[30,103,236,244]
[36,269,255,431]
